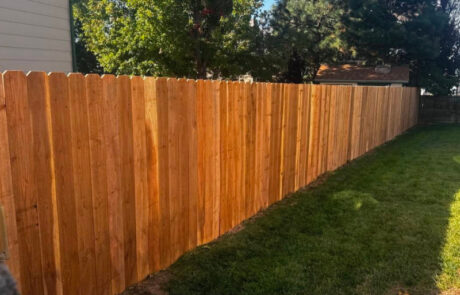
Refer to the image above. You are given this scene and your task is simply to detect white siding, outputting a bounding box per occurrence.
[0,0,72,72]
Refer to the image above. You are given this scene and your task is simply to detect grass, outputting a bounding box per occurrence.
[165,125,460,295]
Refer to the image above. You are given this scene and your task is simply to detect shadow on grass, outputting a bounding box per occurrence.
[133,125,460,295]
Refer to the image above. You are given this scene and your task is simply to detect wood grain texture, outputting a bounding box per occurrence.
[102,74,125,294]
[196,80,205,244]
[349,87,363,160]
[340,86,353,167]
[144,77,160,272]
[254,83,271,209]
[226,82,238,227]
[155,78,171,268]
[68,73,96,295]
[27,72,62,295]
[210,81,221,239]
[327,85,338,171]
[254,83,263,210]
[245,83,256,217]
[48,72,80,295]
[297,85,311,187]
[219,81,231,234]
[168,78,191,261]
[0,73,21,290]
[268,83,283,203]
[4,71,45,295]
[236,82,247,223]
[319,85,331,175]
[86,74,112,295]
[197,80,221,244]
[186,80,198,250]
[307,84,320,184]
[131,76,149,280]
[117,75,137,286]
[281,84,298,196]
[260,83,272,207]
[386,88,396,141]
[1,72,419,294]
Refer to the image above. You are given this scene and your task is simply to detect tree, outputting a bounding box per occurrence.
[74,0,263,79]
[422,0,460,95]
[74,18,104,74]
[344,0,460,95]
[260,0,347,83]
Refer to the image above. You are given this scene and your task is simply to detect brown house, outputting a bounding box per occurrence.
[315,64,410,86]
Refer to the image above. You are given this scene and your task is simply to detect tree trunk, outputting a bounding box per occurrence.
[196,56,207,79]
[193,0,207,79]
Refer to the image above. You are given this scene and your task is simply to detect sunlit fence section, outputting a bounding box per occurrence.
[0,71,419,295]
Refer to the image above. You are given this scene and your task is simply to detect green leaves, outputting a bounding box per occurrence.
[344,0,460,95]
[262,0,347,83]
[75,0,262,78]
[74,0,459,93]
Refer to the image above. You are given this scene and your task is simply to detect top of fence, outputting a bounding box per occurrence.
[421,95,460,99]
[0,70,418,89]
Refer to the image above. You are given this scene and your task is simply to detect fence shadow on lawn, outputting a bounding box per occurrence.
[134,125,460,295]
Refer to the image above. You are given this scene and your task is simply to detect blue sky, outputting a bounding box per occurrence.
[262,0,276,11]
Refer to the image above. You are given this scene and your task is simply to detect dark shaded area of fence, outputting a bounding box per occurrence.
[420,96,460,124]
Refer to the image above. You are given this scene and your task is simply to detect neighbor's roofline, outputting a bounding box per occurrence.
[314,79,409,84]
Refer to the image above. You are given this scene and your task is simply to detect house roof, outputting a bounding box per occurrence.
[315,64,410,84]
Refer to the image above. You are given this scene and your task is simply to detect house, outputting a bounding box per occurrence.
[0,0,74,72]
[315,64,410,87]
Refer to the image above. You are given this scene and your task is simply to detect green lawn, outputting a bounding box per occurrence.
[164,126,460,295]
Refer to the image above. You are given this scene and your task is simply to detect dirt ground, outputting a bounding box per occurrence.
[121,271,171,295]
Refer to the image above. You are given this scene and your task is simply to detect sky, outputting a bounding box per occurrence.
[262,0,276,11]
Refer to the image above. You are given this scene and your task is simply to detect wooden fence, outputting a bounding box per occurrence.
[420,95,460,124]
[0,71,419,295]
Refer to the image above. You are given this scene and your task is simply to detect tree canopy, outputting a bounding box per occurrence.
[74,0,460,95]
[344,0,460,95]
[258,0,347,83]
[75,0,262,78]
